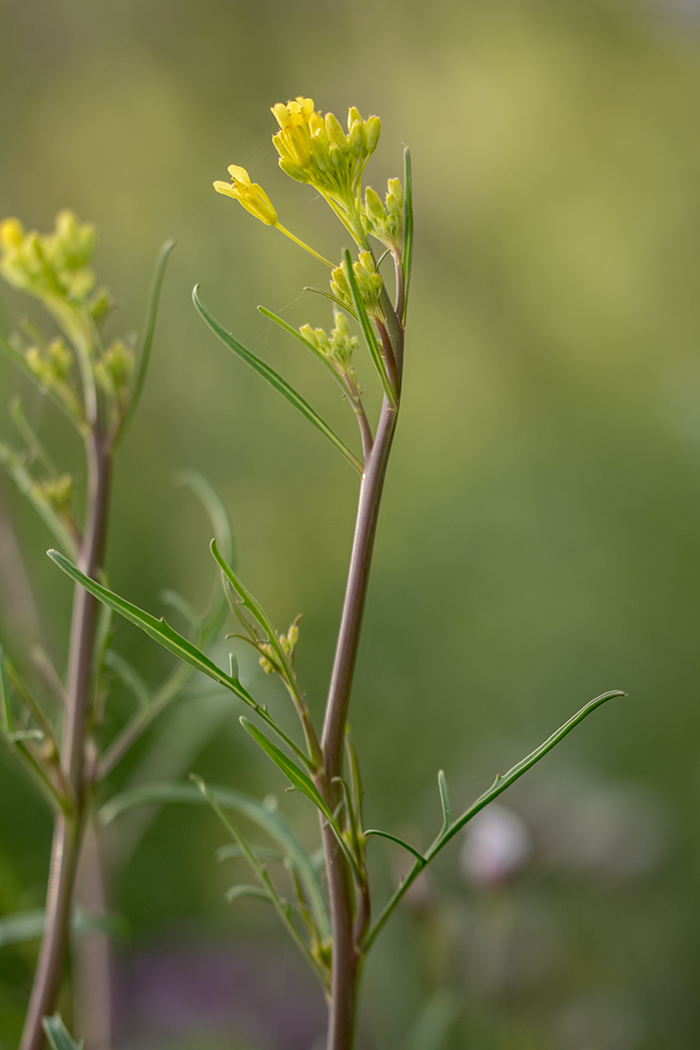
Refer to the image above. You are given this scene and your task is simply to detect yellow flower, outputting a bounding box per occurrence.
[214,162,333,267]
[213,165,278,226]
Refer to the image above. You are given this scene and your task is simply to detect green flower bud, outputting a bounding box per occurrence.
[364,116,381,154]
[42,474,73,514]
[47,338,72,380]
[325,112,347,151]
[278,158,309,183]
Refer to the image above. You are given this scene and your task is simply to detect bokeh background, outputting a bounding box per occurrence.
[2,0,700,1047]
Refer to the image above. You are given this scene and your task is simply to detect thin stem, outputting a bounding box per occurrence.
[319,391,399,1050]
[20,430,112,1050]
[321,397,398,779]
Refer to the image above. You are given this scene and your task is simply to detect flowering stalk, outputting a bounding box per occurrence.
[0,217,174,1049]
[40,96,622,1050]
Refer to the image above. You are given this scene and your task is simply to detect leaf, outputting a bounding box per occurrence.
[257,306,348,392]
[0,335,87,434]
[42,1014,83,1050]
[217,844,285,863]
[301,286,359,320]
[225,884,275,904]
[98,781,329,940]
[343,249,396,405]
[0,643,12,733]
[192,775,329,989]
[193,286,362,474]
[175,469,234,567]
[364,829,425,863]
[0,441,79,560]
[104,650,151,711]
[363,690,626,952]
[402,147,413,324]
[114,239,175,446]
[437,769,452,834]
[429,690,627,855]
[0,908,129,948]
[240,717,333,823]
[46,549,256,709]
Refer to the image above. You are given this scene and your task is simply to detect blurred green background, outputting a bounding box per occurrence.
[2,0,700,1046]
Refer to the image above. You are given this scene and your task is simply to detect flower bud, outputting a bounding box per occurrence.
[364,116,381,154]
[325,112,347,151]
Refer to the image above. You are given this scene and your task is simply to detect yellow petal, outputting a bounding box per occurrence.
[227,164,252,185]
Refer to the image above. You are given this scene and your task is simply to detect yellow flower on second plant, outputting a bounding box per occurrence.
[213,165,278,226]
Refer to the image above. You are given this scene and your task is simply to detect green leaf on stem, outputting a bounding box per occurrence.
[0,441,79,560]
[437,769,452,834]
[225,884,275,904]
[0,908,129,949]
[104,650,151,711]
[258,306,346,390]
[429,690,627,855]
[240,717,333,823]
[0,644,12,733]
[364,829,425,863]
[193,286,362,474]
[42,1015,83,1050]
[402,147,413,324]
[175,469,234,567]
[364,690,627,951]
[192,774,329,989]
[46,548,256,708]
[98,781,329,940]
[0,335,88,435]
[343,249,397,405]
[114,239,175,446]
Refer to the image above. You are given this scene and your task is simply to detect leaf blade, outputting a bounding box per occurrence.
[240,717,333,822]
[193,287,362,474]
[343,249,397,405]
[46,549,256,708]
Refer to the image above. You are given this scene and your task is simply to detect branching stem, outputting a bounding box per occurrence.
[19,430,112,1050]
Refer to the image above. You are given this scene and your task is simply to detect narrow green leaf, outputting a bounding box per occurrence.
[104,650,151,711]
[402,147,413,324]
[0,335,87,435]
[429,690,627,856]
[258,306,344,388]
[437,770,452,834]
[343,250,397,405]
[0,644,12,733]
[364,829,425,863]
[115,239,175,446]
[217,844,284,864]
[192,775,329,989]
[42,1015,83,1050]
[301,286,359,320]
[158,590,201,632]
[98,781,329,940]
[193,286,362,474]
[0,442,79,560]
[225,884,275,904]
[0,909,128,949]
[175,469,234,566]
[47,548,256,709]
[240,717,333,823]
[364,690,626,952]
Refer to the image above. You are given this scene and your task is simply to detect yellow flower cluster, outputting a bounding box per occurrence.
[0,211,96,305]
[271,97,380,204]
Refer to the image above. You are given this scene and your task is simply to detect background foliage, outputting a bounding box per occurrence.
[1,0,700,1046]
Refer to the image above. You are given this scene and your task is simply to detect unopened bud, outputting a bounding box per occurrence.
[325,112,347,151]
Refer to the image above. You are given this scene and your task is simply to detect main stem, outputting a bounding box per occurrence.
[20,431,112,1050]
[320,396,398,1050]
